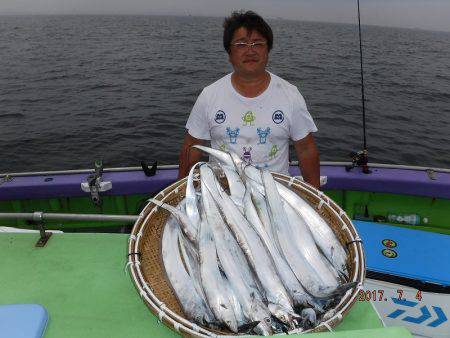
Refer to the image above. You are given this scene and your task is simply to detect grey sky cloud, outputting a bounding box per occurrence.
[1,0,450,32]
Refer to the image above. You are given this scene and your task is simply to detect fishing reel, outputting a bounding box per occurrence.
[345,149,371,174]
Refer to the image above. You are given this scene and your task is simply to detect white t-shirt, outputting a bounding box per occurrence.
[186,72,317,174]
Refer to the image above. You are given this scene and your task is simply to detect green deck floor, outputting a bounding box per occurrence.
[0,232,411,338]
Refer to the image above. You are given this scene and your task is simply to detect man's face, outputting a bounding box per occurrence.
[228,27,269,77]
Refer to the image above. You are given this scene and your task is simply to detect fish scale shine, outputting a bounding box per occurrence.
[200,166,297,328]
[199,175,240,332]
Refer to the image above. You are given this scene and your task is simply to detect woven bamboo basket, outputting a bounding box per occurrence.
[127,172,365,337]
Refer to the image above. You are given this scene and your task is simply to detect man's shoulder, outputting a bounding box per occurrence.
[270,72,299,94]
[202,73,232,94]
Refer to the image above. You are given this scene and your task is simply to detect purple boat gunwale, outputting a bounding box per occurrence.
[1,164,449,201]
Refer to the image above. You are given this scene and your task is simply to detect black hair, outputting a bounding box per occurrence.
[223,10,273,54]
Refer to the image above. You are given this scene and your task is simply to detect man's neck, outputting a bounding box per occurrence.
[231,71,271,98]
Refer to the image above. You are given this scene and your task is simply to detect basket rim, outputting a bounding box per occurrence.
[128,178,215,337]
[128,173,365,336]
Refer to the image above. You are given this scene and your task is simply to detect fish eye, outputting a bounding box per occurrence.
[265,317,271,323]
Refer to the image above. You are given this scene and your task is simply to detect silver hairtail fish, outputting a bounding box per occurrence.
[275,182,349,277]
[200,165,273,335]
[150,198,198,244]
[262,170,341,298]
[243,180,315,310]
[161,214,215,326]
[200,166,297,329]
[198,189,239,332]
[216,142,349,279]
[185,162,205,234]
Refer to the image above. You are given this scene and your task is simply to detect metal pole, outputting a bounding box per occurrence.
[0,212,139,223]
[0,164,179,178]
[357,0,367,151]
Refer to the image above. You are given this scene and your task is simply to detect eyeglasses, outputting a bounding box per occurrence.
[231,41,267,51]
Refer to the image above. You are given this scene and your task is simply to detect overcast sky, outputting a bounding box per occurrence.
[1,0,450,32]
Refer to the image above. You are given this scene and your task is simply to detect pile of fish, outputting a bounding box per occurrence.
[154,146,355,336]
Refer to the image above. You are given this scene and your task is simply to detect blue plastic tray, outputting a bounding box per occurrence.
[0,304,48,338]
[354,221,450,286]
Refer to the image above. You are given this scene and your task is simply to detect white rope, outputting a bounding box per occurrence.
[124,261,133,274]
[136,231,143,241]
[339,210,345,217]
[288,176,295,186]
[318,200,325,210]
[158,309,165,322]
[322,321,334,332]
[192,324,201,333]
[173,322,181,332]
[143,283,152,295]
[174,187,179,194]
[128,234,136,242]
[139,289,146,298]
[287,328,302,335]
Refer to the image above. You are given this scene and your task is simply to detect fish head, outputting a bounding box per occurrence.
[228,151,244,172]
[219,303,238,333]
[249,302,274,335]
[243,165,263,187]
[253,319,273,336]
[267,303,296,330]
[192,145,234,167]
[291,292,311,309]
[224,318,238,333]
[300,308,317,330]
[201,310,217,327]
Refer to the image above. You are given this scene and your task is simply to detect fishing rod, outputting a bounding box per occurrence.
[346,0,370,174]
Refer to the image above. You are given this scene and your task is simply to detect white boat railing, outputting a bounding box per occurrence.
[1,161,450,178]
[0,212,138,223]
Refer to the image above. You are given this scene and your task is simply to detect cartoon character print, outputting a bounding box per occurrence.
[255,163,269,170]
[214,110,226,124]
[242,147,253,164]
[226,127,240,144]
[269,144,279,160]
[219,143,227,152]
[272,110,284,124]
[256,127,271,144]
[242,111,256,126]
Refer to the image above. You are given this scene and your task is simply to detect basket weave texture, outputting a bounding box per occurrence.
[128,173,365,337]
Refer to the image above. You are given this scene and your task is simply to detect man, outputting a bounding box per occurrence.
[178,10,320,188]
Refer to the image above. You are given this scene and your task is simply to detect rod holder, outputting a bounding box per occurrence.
[33,212,52,247]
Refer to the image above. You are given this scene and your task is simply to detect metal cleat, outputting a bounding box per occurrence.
[81,160,112,206]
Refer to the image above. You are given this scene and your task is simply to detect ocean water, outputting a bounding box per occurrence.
[1,15,449,173]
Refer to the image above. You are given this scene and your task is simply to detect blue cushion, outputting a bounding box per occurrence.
[0,304,48,338]
[353,221,450,286]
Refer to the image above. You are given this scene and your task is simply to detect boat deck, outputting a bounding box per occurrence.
[0,232,412,337]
